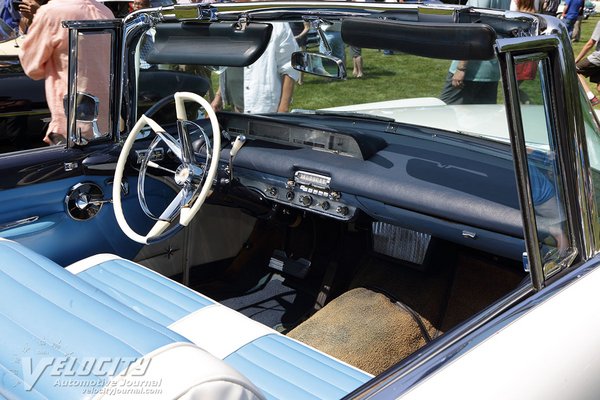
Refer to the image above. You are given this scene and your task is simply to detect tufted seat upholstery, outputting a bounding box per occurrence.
[67,254,373,400]
[0,239,371,399]
[0,239,265,400]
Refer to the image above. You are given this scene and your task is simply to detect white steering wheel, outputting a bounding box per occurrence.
[113,92,221,244]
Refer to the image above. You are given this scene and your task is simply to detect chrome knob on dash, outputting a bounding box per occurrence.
[336,206,349,216]
[299,195,313,207]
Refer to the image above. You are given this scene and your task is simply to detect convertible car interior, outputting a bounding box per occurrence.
[1,1,599,399]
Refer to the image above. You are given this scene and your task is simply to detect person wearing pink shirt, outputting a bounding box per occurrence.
[18,0,113,145]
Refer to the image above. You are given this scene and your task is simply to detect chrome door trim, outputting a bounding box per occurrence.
[0,216,39,232]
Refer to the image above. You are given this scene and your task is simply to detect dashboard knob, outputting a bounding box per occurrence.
[267,187,278,196]
[299,195,313,207]
[336,206,349,216]
[320,201,330,210]
[285,191,295,201]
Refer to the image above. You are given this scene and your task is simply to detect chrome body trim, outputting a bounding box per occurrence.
[0,216,39,232]
[120,13,160,139]
[64,19,123,145]
[496,20,594,279]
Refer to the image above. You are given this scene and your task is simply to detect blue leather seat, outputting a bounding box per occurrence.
[0,239,266,400]
[0,239,371,399]
[68,254,373,400]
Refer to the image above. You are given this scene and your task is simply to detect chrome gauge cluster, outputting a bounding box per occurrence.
[238,170,357,220]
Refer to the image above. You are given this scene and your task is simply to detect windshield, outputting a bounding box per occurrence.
[151,21,518,144]
[130,16,548,150]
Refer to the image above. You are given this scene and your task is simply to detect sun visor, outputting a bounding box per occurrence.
[341,17,497,61]
[146,22,272,67]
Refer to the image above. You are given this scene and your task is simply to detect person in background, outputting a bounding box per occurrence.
[440,0,510,105]
[561,0,584,37]
[351,46,364,78]
[16,0,46,33]
[18,0,113,145]
[0,0,20,31]
[132,0,149,11]
[319,21,345,68]
[211,22,299,114]
[575,19,600,105]
[572,4,584,42]
[510,0,539,12]
[291,21,310,84]
[527,148,568,253]
[541,0,560,14]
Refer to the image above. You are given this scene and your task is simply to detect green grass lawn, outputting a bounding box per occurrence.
[292,51,449,110]
[292,50,449,110]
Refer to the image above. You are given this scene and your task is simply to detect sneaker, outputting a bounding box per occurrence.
[591,96,600,106]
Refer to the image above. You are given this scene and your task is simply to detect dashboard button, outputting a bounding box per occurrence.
[286,191,295,201]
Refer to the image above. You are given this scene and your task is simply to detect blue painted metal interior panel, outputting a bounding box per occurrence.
[0,175,176,265]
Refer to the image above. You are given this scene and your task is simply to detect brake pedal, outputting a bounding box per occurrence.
[268,249,311,279]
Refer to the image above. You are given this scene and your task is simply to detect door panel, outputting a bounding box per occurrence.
[0,147,176,266]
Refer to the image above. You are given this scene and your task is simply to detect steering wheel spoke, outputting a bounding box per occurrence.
[158,186,193,222]
[154,129,183,161]
[176,120,196,165]
[113,92,221,244]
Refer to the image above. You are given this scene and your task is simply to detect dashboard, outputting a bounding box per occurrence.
[181,112,525,260]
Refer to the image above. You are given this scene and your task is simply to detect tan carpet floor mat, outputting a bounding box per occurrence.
[439,252,525,331]
[287,287,432,376]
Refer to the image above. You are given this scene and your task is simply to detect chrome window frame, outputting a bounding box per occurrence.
[65,19,123,146]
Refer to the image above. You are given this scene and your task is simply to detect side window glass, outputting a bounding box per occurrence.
[516,58,570,278]
[72,31,113,143]
[580,86,600,238]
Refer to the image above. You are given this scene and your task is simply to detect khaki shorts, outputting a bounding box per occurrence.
[576,58,600,84]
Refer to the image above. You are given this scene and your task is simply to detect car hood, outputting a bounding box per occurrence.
[326,98,550,148]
